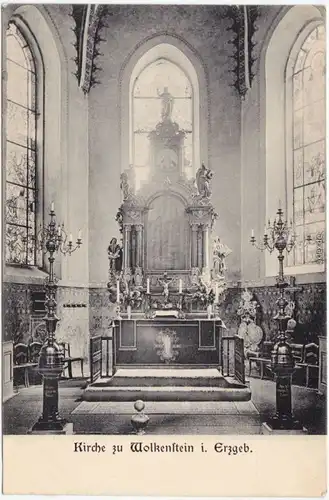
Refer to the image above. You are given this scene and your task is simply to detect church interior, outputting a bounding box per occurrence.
[2,4,326,435]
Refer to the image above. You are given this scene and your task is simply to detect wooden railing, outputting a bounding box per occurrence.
[221,336,245,384]
[89,334,114,383]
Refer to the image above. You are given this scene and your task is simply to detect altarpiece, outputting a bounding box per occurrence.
[107,93,231,366]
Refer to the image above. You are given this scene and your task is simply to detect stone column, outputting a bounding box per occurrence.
[131,226,136,270]
[191,224,198,268]
[123,225,131,270]
[203,225,209,269]
[197,225,203,270]
[136,224,143,268]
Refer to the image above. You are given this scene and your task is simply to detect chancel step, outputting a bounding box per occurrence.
[83,368,251,402]
[72,400,260,434]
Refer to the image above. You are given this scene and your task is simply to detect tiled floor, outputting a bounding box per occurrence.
[3,376,326,435]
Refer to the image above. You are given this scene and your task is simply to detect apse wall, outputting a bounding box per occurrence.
[88,5,242,288]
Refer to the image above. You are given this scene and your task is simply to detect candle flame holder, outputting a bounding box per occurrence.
[250,206,304,431]
[31,206,82,433]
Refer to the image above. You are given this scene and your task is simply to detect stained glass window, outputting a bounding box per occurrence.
[6,23,38,266]
[291,25,325,266]
[132,59,193,189]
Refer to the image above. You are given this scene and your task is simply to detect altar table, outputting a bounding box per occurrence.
[113,319,223,368]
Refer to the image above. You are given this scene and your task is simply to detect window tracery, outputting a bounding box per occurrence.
[289,25,325,267]
[5,22,38,266]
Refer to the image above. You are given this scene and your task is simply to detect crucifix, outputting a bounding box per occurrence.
[158,272,174,305]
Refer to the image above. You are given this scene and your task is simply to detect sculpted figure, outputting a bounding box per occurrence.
[120,172,129,200]
[212,237,232,276]
[108,237,122,273]
[158,272,174,304]
[120,165,135,200]
[134,266,143,288]
[157,87,174,122]
[196,163,213,198]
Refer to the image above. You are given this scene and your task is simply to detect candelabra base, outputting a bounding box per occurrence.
[262,421,307,435]
[29,422,73,435]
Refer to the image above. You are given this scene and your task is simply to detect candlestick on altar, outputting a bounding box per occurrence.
[215,283,219,303]
[179,279,183,294]
[116,280,120,303]
[146,278,150,294]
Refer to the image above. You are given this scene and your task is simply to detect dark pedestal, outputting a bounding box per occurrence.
[30,377,67,433]
[29,423,74,435]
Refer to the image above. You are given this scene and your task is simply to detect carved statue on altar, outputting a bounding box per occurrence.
[158,272,174,305]
[134,266,143,288]
[212,237,232,277]
[157,87,174,122]
[196,162,213,199]
[108,237,122,273]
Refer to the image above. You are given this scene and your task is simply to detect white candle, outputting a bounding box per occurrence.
[117,280,120,302]
[69,233,73,243]
[278,199,282,210]
[179,279,182,294]
[147,278,150,294]
[251,229,254,238]
[215,283,219,303]
[57,225,61,236]
[78,230,82,241]
[51,202,54,212]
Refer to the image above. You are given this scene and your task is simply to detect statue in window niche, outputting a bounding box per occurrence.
[157,87,174,122]
[120,165,135,200]
[196,162,213,199]
[108,238,122,273]
[212,237,232,277]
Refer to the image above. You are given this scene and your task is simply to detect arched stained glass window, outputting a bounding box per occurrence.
[6,22,38,265]
[291,25,326,266]
[132,58,193,189]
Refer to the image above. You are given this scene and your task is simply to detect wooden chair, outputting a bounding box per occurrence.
[290,343,304,363]
[28,341,43,385]
[59,342,84,379]
[28,341,43,363]
[248,341,274,379]
[296,342,319,388]
[13,343,38,388]
[13,343,29,365]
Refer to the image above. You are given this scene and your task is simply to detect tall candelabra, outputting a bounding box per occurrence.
[31,204,82,433]
[250,206,303,431]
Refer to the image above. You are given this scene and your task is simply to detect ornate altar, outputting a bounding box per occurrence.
[108,104,231,314]
[108,98,230,372]
[106,98,232,366]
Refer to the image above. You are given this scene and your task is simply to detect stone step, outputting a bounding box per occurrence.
[83,384,251,402]
[83,367,250,402]
[71,400,260,434]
